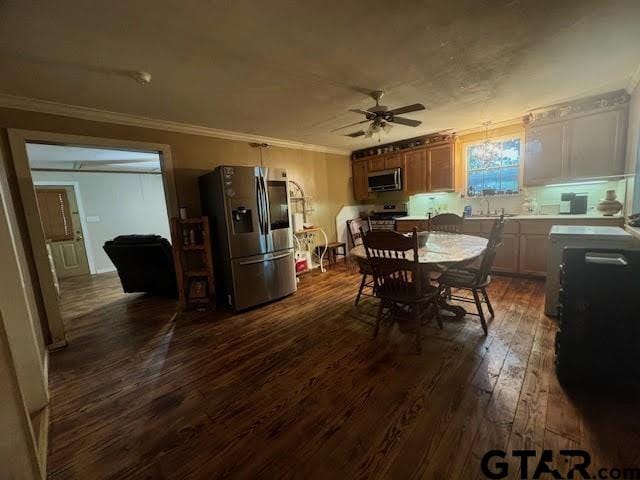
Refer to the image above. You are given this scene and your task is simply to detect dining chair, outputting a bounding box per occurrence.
[361,227,442,353]
[437,215,506,334]
[347,218,375,305]
[428,213,465,234]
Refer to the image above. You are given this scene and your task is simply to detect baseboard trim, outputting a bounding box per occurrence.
[30,404,49,478]
[96,267,116,274]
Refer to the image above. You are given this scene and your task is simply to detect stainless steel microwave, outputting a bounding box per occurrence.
[367,168,402,192]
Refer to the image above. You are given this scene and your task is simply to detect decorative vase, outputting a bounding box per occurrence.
[596,190,623,216]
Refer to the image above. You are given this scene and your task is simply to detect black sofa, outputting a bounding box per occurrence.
[103,234,177,296]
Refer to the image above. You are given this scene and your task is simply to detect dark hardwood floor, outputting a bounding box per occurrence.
[48,266,640,479]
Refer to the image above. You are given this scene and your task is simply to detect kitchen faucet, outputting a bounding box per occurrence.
[484,198,490,216]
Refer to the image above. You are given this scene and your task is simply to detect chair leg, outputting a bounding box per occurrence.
[434,301,443,329]
[472,289,488,335]
[481,287,494,317]
[374,300,384,338]
[355,273,367,306]
[446,286,452,301]
[414,305,422,353]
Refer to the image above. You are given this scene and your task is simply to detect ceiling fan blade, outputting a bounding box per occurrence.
[349,108,374,116]
[390,116,422,127]
[330,119,369,132]
[345,130,366,138]
[388,103,426,115]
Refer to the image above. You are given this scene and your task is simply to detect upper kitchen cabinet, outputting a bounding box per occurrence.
[524,92,629,186]
[368,153,403,172]
[403,148,428,194]
[568,108,627,179]
[403,141,455,194]
[352,159,372,201]
[524,122,568,186]
[427,142,455,191]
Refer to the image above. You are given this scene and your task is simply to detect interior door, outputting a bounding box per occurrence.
[36,187,90,279]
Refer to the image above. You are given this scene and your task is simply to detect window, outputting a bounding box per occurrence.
[466,138,521,197]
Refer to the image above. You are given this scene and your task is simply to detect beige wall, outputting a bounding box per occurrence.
[0,107,353,241]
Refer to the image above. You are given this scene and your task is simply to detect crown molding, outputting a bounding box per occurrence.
[0,94,351,156]
[626,62,640,94]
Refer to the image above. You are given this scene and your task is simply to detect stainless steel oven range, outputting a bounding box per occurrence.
[368,203,408,231]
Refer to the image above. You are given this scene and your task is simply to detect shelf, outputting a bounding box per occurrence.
[182,244,205,251]
[184,270,209,277]
[187,297,211,304]
[179,218,206,224]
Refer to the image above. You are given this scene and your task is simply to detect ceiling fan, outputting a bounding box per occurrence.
[332,90,426,139]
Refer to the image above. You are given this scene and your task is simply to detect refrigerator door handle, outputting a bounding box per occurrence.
[259,174,270,234]
[239,251,291,266]
[256,176,266,235]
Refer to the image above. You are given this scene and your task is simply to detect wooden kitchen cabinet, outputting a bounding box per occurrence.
[524,105,628,186]
[395,219,429,233]
[568,108,627,179]
[368,156,386,172]
[352,159,372,201]
[524,122,568,186]
[384,154,402,170]
[403,148,428,194]
[367,153,403,172]
[427,143,455,191]
[519,234,548,276]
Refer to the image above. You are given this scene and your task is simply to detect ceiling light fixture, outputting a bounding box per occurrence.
[480,121,501,164]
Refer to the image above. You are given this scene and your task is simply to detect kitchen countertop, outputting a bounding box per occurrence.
[394,214,625,221]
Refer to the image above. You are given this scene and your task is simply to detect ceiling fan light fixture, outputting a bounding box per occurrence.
[382,122,393,134]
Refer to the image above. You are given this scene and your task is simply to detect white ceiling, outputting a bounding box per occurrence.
[2,0,640,151]
[27,144,161,171]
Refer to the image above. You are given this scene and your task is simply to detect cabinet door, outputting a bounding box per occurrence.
[569,108,627,179]
[368,156,386,172]
[492,234,519,273]
[403,149,428,194]
[524,122,568,186]
[519,234,548,277]
[395,220,429,233]
[384,154,402,170]
[428,143,454,191]
[352,160,370,201]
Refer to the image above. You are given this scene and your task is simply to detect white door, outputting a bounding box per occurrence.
[35,187,90,279]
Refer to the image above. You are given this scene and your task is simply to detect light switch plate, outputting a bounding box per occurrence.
[86,216,101,223]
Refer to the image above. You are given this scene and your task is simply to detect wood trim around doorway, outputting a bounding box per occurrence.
[7,129,179,348]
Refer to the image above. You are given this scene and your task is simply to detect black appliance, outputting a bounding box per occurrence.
[555,247,640,389]
[559,192,588,214]
[369,203,407,231]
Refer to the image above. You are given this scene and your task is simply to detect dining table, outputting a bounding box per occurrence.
[349,231,489,318]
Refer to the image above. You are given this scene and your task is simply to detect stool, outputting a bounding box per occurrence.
[316,242,346,266]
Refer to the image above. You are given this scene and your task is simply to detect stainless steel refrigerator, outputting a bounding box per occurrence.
[199,166,297,310]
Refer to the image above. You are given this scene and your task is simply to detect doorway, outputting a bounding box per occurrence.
[8,130,178,347]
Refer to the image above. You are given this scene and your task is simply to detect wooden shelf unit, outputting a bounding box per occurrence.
[171,216,215,310]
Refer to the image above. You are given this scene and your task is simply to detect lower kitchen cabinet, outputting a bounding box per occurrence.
[493,234,520,273]
[518,234,548,276]
[395,219,429,233]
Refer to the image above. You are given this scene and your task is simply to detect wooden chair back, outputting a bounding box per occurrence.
[475,215,506,284]
[347,217,371,248]
[429,213,464,234]
[361,228,421,300]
